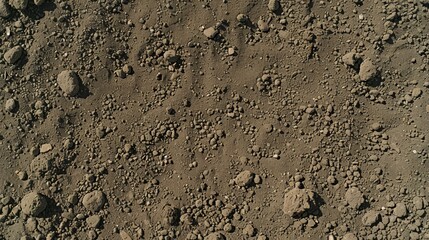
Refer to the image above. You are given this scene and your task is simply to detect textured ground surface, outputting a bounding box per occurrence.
[0,0,429,239]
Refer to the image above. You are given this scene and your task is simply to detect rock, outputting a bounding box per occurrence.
[371,122,383,132]
[268,0,280,11]
[344,187,365,210]
[411,88,422,98]
[9,0,28,10]
[203,27,218,39]
[164,50,180,63]
[283,188,318,218]
[243,224,256,237]
[162,205,180,226]
[234,170,254,187]
[4,98,18,112]
[257,19,269,32]
[82,191,106,212]
[40,144,52,153]
[30,155,53,177]
[361,210,381,226]
[0,0,11,18]
[393,202,408,218]
[412,196,424,210]
[20,192,47,217]
[119,230,132,240]
[57,70,80,97]
[4,46,24,64]
[359,59,378,82]
[342,52,358,66]
[342,233,358,240]
[33,0,45,6]
[86,215,101,228]
[236,14,248,23]
[205,232,226,240]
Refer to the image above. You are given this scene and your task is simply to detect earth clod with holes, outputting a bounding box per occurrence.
[0,0,428,239]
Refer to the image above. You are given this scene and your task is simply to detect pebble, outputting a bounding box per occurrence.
[34,0,45,6]
[4,98,18,112]
[268,0,280,11]
[234,170,254,187]
[342,233,358,240]
[82,190,106,212]
[30,155,52,177]
[411,88,422,98]
[362,210,381,226]
[40,144,53,153]
[359,59,378,82]
[342,52,358,66]
[4,46,24,64]
[57,70,81,97]
[86,215,102,228]
[393,202,408,218]
[203,27,218,39]
[283,188,317,218]
[257,19,269,32]
[9,0,27,10]
[243,224,256,237]
[0,0,11,18]
[21,192,47,217]
[236,14,248,23]
[412,196,424,210]
[164,50,180,63]
[344,187,365,210]
[205,232,226,240]
[119,230,132,240]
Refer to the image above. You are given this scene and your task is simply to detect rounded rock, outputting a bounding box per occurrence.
[4,98,18,112]
[234,170,254,187]
[283,188,318,218]
[57,70,81,97]
[82,190,106,212]
[344,187,365,210]
[268,0,280,11]
[21,192,47,217]
[359,59,378,82]
[342,233,358,240]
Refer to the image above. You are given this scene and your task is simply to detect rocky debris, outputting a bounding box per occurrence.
[358,59,378,82]
[57,70,81,97]
[82,191,106,212]
[344,187,365,210]
[393,202,408,218]
[0,0,11,18]
[20,192,47,217]
[268,0,280,12]
[205,232,226,240]
[4,46,24,64]
[9,0,27,10]
[283,188,318,218]
[203,27,218,39]
[361,210,381,226]
[4,98,18,112]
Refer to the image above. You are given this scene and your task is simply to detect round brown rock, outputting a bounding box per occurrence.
[344,187,365,210]
[21,192,47,217]
[57,70,80,97]
[359,59,378,82]
[82,190,106,212]
[234,170,254,187]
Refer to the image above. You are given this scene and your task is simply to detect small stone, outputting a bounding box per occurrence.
[234,170,254,187]
[371,122,383,132]
[411,88,422,98]
[57,70,80,97]
[4,46,24,64]
[163,50,180,63]
[362,210,381,226]
[40,144,52,153]
[86,215,102,228]
[359,59,378,82]
[393,202,408,218]
[9,0,28,10]
[342,52,358,66]
[122,64,133,75]
[257,19,269,32]
[203,27,218,39]
[342,233,358,240]
[412,196,424,210]
[33,0,45,6]
[205,232,226,240]
[82,190,106,212]
[283,188,318,218]
[119,230,132,240]
[268,0,280,11]
[236,14,248,23]
[5,98,18,112]
[0,0,12,18]
[30,155,52,177]
[425,105,429,113]
[243,224,256,237]
[21,192,47,217]
[344,187,365,210]
[114,69,126,78]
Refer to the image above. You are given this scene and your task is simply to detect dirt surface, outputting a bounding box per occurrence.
[0,0,429,239]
